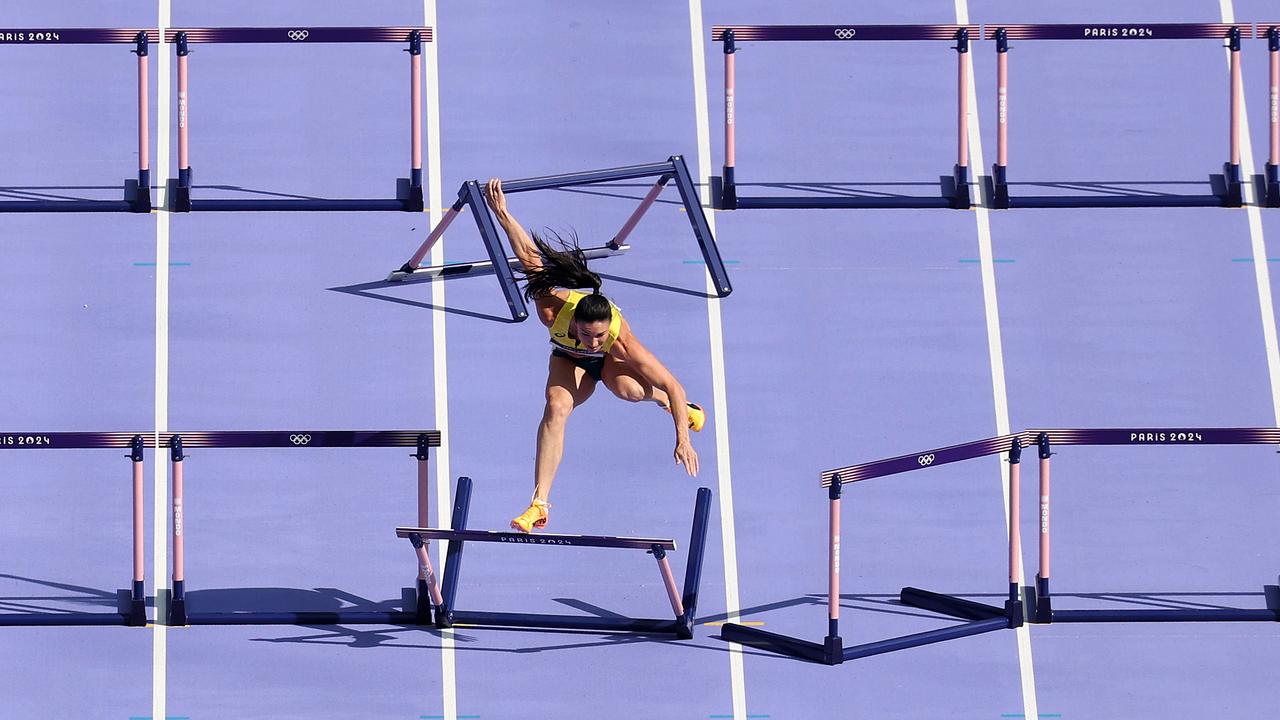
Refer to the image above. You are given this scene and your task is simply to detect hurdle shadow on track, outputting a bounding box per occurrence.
[0,185,148,203]
[715,180,968,206]
[172,184,349,202]
[979,177,1233,208]
[0,574,147,616]
[326,281,523,324]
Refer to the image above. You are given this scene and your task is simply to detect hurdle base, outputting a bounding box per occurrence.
[177,610,422,626]
[170,169,422,212]
[1031,584,1280,624]
[440,610,685,636]
[900,586,1021,626]
[721,623,837,664]
[990,167,1239,209]
[1266,163,1280,208]
[950,164,972,210]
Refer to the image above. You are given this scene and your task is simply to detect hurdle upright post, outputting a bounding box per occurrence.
[174,33,191,212]
[436,475,474,628]
[952,27,971,209]
[132,33,153,212]
[406,30,425,211]
[1006,437,1024,620]
[127,435,147,625]
[1225,26,1244,207]
[1033,432,1051,623]
[412,433,437,623]
[991,28,1010,209]
[168,435,188,626]
[1267,26,1280,207]
[610,174,671,249]
[822,474,844,664]
[721,29,737,209]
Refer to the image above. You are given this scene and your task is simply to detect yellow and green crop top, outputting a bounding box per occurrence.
[548,290,623,357]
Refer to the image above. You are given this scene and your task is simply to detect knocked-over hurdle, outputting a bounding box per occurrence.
[711,24,976,210]
[987,23,1248,209]
[0,432,149,626]
[387,155,732,323]
[398,476,713,638]
[0,29,154,213]
[723,434,1028,665]
[1265,25,1280,207]
[167,27,431,212]
[1025,428,1280,624]
[164,429,441,626]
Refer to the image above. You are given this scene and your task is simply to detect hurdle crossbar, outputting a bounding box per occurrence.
[0,432,153,626]
[166,27,430,213]
[985,23,1248,209]
[402,476,712,638]
[711,24,977,210]
[1024,428,1280,624]
[0,29,155,213]
[387,155,731,322]
[164,429,441,626]
[1264,25,1280,207]
[723,436,1024,665]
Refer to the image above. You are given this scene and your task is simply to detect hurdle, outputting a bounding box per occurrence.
[164,429,441,626]
[0,29,154,213]
[722,433,1027,665]
[387,155,732,323]
[1265,25,1280,207]
[398,476,712,638]
[1025,428,1280,624]
[710,25,976,210]
[986,23,1248,209]
[0,432,150,626]
[166,27,430,212]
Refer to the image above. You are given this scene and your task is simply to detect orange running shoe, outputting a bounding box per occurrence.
[511,500,550,533]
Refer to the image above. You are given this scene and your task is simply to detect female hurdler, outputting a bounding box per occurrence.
[484,179,704,532]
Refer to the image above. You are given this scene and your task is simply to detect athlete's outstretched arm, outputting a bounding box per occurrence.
[485,178,542,272]
[611,333,700,477]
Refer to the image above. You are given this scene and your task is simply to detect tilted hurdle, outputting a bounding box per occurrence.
[399,476,713,638]
[986,23,1249,209]
[711,24,976,210]
[0,432,150,626]
[722,433,1027,665]
[164,429,441,626]
[167,27,430,212]
[387,155,732,323]
[0,29,154,213]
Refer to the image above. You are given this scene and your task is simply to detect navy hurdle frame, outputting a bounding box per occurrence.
[398,476,713,638]
[723,434,1027,665]
[987,23,1248,209]
[1024,428,1280,624]
[0,432,150,626]
[0,29,154,213]
[387,155,732,323]
[711,24,976,210]
[164,429,441,626]
[167,27,431,213]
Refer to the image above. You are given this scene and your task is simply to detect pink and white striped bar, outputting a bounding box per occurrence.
[957,38,969,169]
[1037,446,1050,584]
[177,45,189,177]
[1230,37,1242,166]
[829,483,841,624]
[1008,452,1021,589]
[137,37,149,184]
[1268,26,1279,166]
[611,177,670,247]
[405,204,464,270]
[133,452,145,589]
[724,47,736,170]
[657,554,686,619]
[172,452,185,587]
[996,42,1008,168]
[410,41,422,182]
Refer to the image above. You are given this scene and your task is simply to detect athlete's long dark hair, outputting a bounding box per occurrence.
[520,229,612,324]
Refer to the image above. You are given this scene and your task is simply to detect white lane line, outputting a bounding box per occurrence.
[687,2,748,719]
[152,1,173,718]
[421,2,457,719]
[1219,3,1280,424]
[954,1,1039,717]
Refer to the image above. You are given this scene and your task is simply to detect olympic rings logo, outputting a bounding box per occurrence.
[917,454,935,466]
[288,30,310,41]
[289,434,312,445]
[834,28,856,40]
